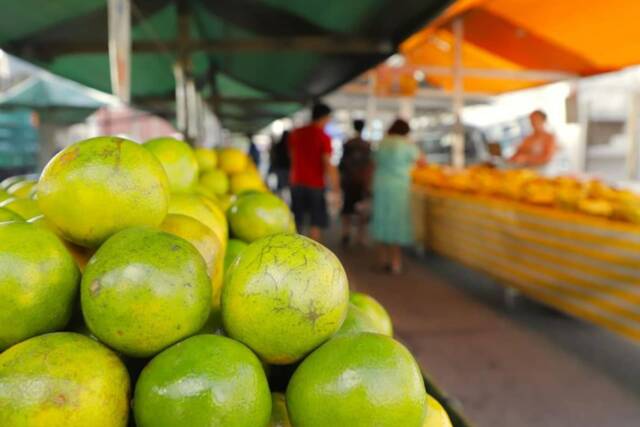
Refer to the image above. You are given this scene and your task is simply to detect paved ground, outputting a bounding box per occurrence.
[328,237,640,427]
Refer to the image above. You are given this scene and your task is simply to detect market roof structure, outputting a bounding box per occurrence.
[0,0,452,132]
[379,0,640,95]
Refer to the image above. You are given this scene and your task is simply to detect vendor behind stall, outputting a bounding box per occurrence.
[509,110,558,172]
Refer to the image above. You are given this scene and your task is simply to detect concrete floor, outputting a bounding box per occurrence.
[329,238,640,427]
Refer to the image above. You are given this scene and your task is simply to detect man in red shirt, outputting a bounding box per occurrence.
[289,102,339,242]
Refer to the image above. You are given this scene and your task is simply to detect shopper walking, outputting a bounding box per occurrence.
[269,130,291,199]
[371,118,423,274]
[288,102,339,242]
[339,119,372,247]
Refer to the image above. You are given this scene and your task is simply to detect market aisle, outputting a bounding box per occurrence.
[329,239,640,427]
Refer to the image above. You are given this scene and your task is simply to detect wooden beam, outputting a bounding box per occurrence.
[216,110,284,120]
[409,65,577,82]
[107,0,131,103]
[135,94,306,105]
[451,17,465,169]
[19,37,394,56]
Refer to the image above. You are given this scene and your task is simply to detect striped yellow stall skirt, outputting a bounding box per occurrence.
[412,186,640,343]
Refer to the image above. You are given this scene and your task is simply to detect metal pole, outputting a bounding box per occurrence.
[626,91,640,179]
[0,49,10,92]
[186,78,198,140]
[451,17,465,169]
[366,72,377,138]
[173,63,187,134]
[175,0,191,139]
[107,0,131,103]
[406,65,576,82]
[576,91,589,173]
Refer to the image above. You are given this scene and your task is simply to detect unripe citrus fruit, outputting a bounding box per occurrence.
[200,168,230,195]
[194,147,217,172]
[0,332,130,427]
[81,227,211,357]
[219,148,248,174]
[0,222,79,350]
[134,334,271,427]
[37,136,170,247]
[287,333,427,427]
[144,137,199,194]
[349,291,393,336]
[222,234,349,364]
[160,214,224,308]
[227,192,295,242]
[423,394,453,427]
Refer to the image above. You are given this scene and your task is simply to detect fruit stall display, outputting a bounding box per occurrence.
[0,136,464,427]
[412,165,640,343]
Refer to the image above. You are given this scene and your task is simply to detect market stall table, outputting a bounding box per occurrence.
[412,185,640,343]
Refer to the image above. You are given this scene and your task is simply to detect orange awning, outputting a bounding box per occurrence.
[378,0,640,95]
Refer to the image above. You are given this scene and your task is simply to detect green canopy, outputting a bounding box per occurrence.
[0,74,117,123]
[1,0,450,132]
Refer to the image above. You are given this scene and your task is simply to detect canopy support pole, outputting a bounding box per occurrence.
[366,72,377,138]
[173,64,187,136]
[626,91,640,179]
[107,0,131,103]
[186,78,199,141]
[576,94,590,173]
[451,17,465,169]
[407,65,576,82]
[175,0,191,140]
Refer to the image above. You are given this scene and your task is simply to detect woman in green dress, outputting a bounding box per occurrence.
[371,119,422,274]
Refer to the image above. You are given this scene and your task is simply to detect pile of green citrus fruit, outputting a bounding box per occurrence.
[0,136,453,427]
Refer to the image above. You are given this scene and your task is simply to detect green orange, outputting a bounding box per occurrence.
[218,148,248,174]
[194,147,217,172]
[0,222,79,350]
[334,302,381,337]
[349,291,393,336]
[230,170,266,194]
[227,192,295,242]
[134,334,271,427]
[195,182,218,200]
[144,137,199,193]
[286,333,427,427]
[216,193,236,212]
[28,215,95,272]
[222,234,349,364]
[160,214,225,308]
[224,238,248,271]
[168,194,228,247]
[200,169,230,195]
[81,227,211,357]
[0,332,130,427]
[423,395,453,427]
[37,136,170,247]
